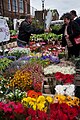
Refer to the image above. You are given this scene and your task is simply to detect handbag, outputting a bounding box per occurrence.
[74,35,80,44]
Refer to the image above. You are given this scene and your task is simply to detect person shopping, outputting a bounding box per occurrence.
[51,13,80,58]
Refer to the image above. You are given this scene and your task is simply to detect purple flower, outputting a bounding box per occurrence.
[0,56,4,59]
[7,56,16,61]
[41,55,49,60]
[49,55,60,63]
[18,56,32,61]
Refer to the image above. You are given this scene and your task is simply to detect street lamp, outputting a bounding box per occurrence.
[41,0,45,29]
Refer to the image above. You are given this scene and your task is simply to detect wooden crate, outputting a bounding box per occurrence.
[74,74,80,86]
[74,68,80,86]
[42,76,56,94]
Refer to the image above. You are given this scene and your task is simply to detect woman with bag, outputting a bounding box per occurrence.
[51,13,80,58]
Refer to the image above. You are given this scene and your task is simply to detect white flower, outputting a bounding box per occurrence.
[55,84,75,96]
[55,85,65,95]
[44,64,76,75]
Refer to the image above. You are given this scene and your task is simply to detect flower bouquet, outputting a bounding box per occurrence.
[8,47,30,59]
[9,61,44,92]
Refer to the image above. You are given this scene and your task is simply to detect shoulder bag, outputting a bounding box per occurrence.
[74,35,80,44]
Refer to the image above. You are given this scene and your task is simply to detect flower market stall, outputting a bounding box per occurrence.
[0,34,80,120]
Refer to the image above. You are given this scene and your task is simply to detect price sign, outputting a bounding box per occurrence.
[0,18,10,43]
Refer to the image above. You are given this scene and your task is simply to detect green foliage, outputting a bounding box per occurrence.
[0,58,12,74]
[0,75,9,99]
[51,24,62,30]
[30,33,62,41]
[28,57,50,68]
[10,30,17,36]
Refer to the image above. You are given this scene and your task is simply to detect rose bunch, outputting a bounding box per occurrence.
[54,72,74,84]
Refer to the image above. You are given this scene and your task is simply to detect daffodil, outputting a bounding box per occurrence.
[29,98,36,106]
[46,96,53,103]
[37,103,45,111]
[37,96,45,103]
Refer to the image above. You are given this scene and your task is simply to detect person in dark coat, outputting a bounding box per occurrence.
[70,10,80,26]
[51,13,80,58]
[17,14,44,47]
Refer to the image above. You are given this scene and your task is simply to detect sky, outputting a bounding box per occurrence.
[30,0,80,18]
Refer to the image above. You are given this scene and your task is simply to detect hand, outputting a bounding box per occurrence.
[65,35,69,39]
[44,28,52,33]
[45,28,50,33]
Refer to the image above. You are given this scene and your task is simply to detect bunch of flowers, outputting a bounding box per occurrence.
[55,84,75,96]
[49,102,80,120]
[54,72,74,84]
[6,55,16,61]
[53,94,80,106]
[28,57,50,68]
[44,64,76,75]
[23,62,44,92]
[8,47,30,59]
[6,89,26,101]
[0,94,80,120]
[18,56,50,68]
[27,90,42,98]
[0,101,27,120]
[9,69,33,91]
[22,95,53,112]
[25,104,80,120]
[9,61,44,92]
[22,93,80,120]
[26,108,48,120]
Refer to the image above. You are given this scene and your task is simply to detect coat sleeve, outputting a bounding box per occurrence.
[22,21,44,34]
[69,21,80,39]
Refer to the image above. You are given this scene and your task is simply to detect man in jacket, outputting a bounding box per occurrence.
[17,14,44,47]
[70,10,80,26]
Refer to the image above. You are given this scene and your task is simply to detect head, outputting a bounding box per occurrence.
[25,14,33,24]
[63,13,72,25]
[70,10,77,20]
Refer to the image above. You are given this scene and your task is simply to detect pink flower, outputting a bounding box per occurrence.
[3,104,12,113]
[10,115,15,119]
[14,103,25,114]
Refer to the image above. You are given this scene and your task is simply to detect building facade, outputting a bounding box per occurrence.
[0,0,30,19]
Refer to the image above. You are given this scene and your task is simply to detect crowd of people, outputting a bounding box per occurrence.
[17,10,80,59]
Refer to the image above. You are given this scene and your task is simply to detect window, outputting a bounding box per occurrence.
[12,0,18,12]
[8,0,11,11]
[19,0,24,13]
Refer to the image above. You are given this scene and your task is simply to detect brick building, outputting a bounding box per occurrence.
[0,0,30,19]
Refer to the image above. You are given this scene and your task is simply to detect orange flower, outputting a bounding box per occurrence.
[37,92,42,97]
[27,90,42,98]
[27,90,38,98]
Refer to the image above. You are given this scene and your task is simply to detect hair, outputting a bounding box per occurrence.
[70,10,77,17]
[25,14,31,20]
[63,12,72,20]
